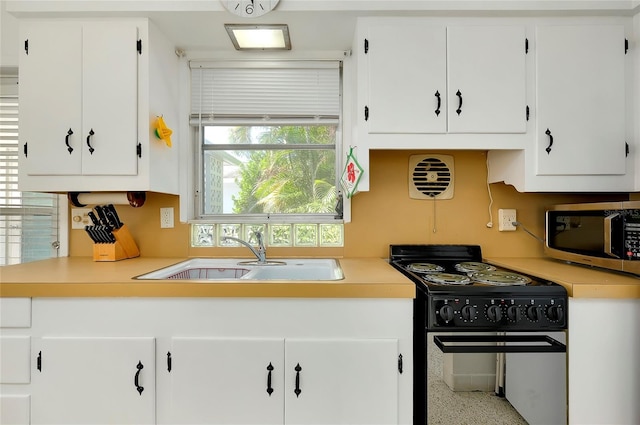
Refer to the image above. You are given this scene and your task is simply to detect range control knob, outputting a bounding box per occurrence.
[486,305,503,322]
[526,305,542,321]
[461,305,477,321]
[546,305,564,322]
[507,305,522,322]
[439,304,455,323]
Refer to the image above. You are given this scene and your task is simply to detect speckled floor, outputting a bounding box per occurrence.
[427,336,528,425]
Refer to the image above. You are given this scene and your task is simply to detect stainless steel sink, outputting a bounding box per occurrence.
[134,258,344,281]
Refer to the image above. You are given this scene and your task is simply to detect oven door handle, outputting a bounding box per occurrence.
[433,335,566,353]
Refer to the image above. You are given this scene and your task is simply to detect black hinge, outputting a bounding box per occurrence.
[23,142,28,157]
[24,39,29,55]
[167,351,172,372]
[625,39,629,54]
[525,38,529,54]
[37,351,42,371]
[364,106,369,121]
[136,143,142,158]
[364,38,369,54]
[398,354,403,374]
[137,39,142,55]
[626,142,630,157]
[526,105,530,121]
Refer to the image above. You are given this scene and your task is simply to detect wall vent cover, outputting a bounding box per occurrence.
[409,154,454,200]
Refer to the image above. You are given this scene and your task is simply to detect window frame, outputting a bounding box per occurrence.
[190,61,344,223]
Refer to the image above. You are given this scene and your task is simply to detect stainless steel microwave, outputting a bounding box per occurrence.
[545,201,640,275]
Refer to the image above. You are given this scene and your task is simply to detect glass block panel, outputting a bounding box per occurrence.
[219,224,242,246]
[192,224,215,247]
[243,224,266,244]
[269,224,292,247]
[319,224,343,247]
[294,224,318,247]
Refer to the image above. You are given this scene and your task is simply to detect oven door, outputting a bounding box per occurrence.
[430,331,567,425]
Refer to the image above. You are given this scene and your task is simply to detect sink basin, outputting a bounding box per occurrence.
[134,258,344,281]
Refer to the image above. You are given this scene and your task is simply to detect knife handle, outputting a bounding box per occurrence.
[88,211,100,225]
[94,206,110,227]
[107,204,123,228]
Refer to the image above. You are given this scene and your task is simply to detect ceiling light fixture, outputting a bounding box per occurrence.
[225,24,291,51]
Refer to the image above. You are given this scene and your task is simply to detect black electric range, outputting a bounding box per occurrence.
[389,244,568,425]
[390,244,567,331]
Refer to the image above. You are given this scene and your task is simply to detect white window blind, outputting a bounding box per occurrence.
[190,61,341,123]
[0,74,59,265]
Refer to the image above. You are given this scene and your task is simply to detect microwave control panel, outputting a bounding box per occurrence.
[623,210,640,260]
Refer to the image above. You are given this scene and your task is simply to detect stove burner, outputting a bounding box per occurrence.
[407,263,445,273]
[454,262,496,273]
[422,272,472,285]
[470,270,531,286]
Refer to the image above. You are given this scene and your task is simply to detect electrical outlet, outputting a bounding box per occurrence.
[160,207,174,229]
[498,208,517,231]
[71,208,92,229]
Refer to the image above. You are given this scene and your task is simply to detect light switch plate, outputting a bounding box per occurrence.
[71,208,92,229]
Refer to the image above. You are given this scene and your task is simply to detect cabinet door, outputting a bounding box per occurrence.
[447,25,527,133]
[31,337,155,425]
[285,339,399,425]
[168,337,285,425]
[82,22,139,176]
[536,25,626,175]
[19,21,139,177]
[366,23,447,134]
[19,21,83,176]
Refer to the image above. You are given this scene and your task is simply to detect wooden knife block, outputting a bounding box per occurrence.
[92,225,140,262]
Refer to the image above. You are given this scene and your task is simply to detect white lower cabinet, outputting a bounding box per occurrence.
[31,337,156,425]
[168,337,399,425]
[168,338,285,425]
[283,338,399,425]
[25,298,412,425]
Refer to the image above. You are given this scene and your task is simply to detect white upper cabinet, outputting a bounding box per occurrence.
[361,20,527,136]
[20,21,138,177]
[535,24,626,176]
[488,20,633,192]
[18,18,180,194]
[366,23,447,134]
[447,25,527,134]
[353,18,530,192]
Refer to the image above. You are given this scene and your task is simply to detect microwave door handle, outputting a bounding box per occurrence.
[604,213,620,258]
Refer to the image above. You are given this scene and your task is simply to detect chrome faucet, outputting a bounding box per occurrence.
[222,231,267,264]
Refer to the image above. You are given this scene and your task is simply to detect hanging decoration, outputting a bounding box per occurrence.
[154,115,173,147]
[340,146,364,198]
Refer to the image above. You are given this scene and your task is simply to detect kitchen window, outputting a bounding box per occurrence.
[0,73,61,265]
[190,61,343,246]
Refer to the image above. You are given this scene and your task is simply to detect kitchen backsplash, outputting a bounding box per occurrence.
[69,150,627,259]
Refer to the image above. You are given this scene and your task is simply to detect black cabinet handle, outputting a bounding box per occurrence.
[294,363,302,398]
[434,91,441,116]
[455,90,463,115]
[65,128,74,154]
[266,362,274,396]
[37,351,42,371]
[167,352,172,372]
[545,128,554,154]
[134,361,144,395]
[86,129,95,155]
